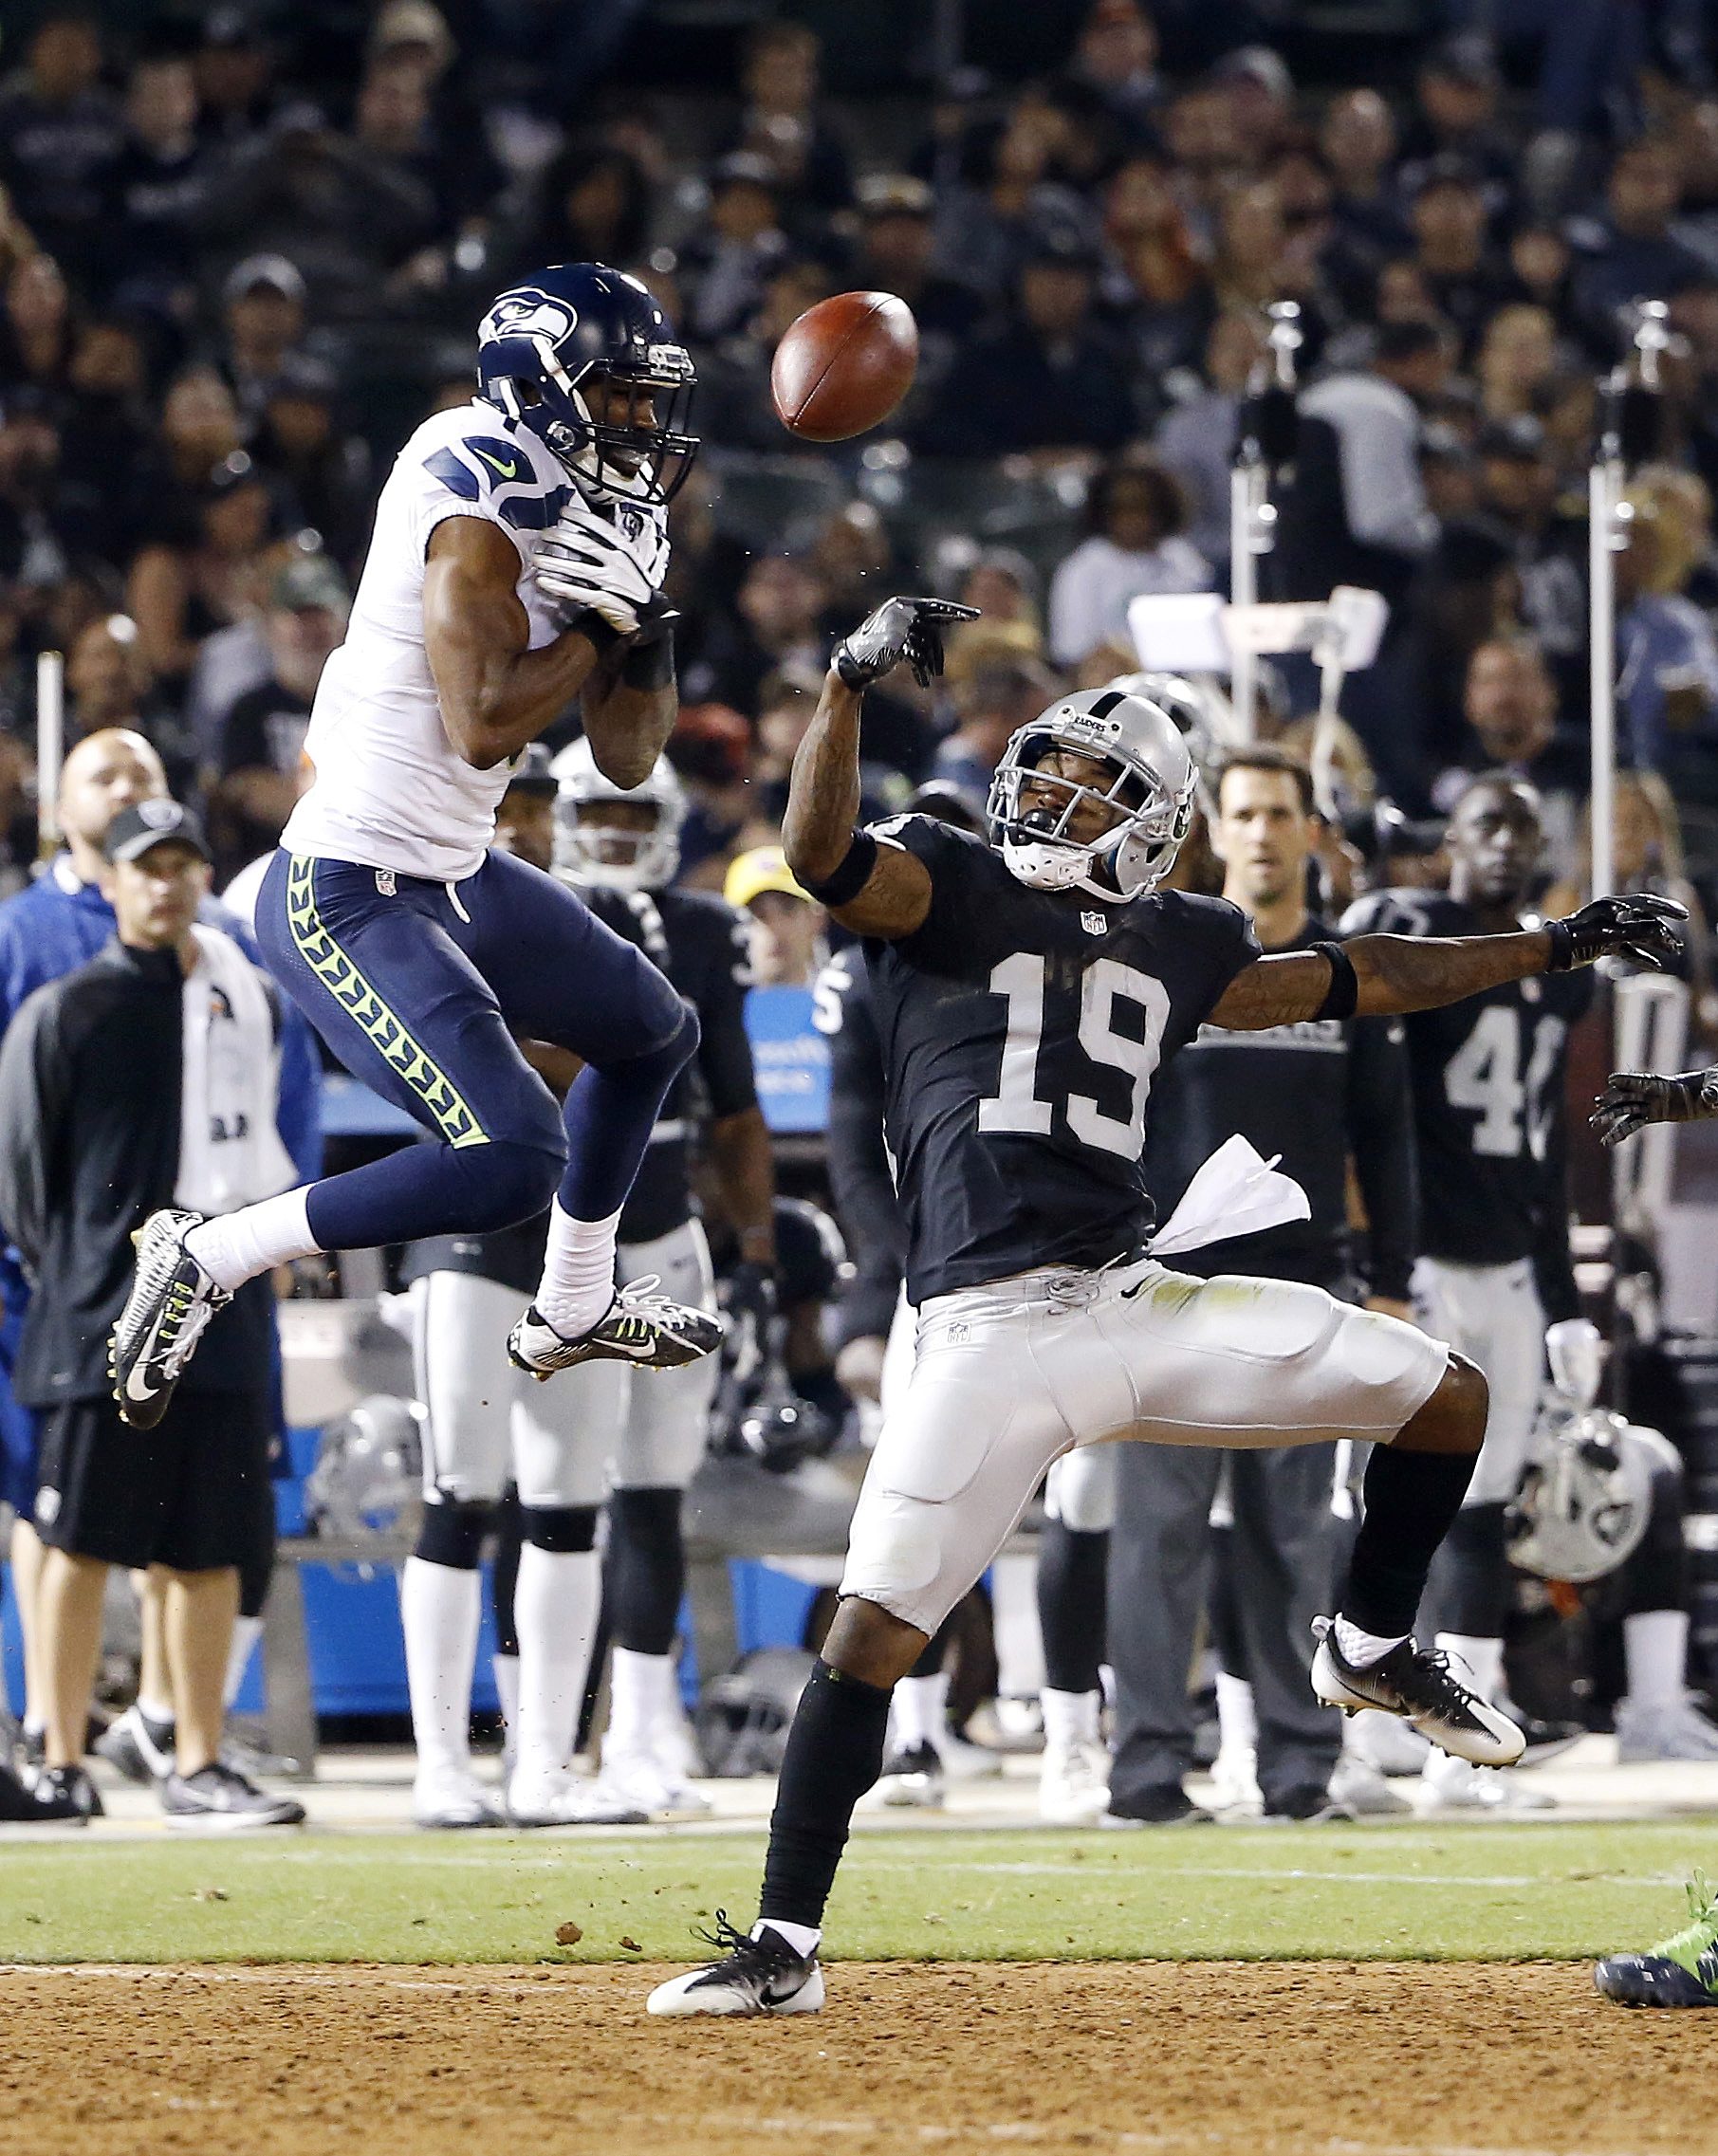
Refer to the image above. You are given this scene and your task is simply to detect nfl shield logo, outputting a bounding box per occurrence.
[1081,910,1107,934]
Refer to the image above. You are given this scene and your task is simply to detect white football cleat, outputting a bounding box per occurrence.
[647,1914,824,2018]
[595,1744,711,1817]
[1326,1750,1413,1816]
[1310,1618,1525,1767]
[413,1766,504,1830]
[1615,1695,1718,1762]
[1208,1744,1265,1820]
[507,1765,648,1828]
[1418,1752,1554,1814]
[1039,1741,1110,1826]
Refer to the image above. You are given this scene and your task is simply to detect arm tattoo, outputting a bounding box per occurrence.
[1209,925,1556,1031]
[1207,952,1335,1031]
[783,672,931,939]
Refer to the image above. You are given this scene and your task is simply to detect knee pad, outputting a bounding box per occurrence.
[451,1138,565,1234]
[415,1498,493,1570]
[519,1502,599,1555]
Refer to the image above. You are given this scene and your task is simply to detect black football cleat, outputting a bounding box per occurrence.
[1311,1618,1525,1766]
[109,1208,231,1429]
[508,1274,723,1381]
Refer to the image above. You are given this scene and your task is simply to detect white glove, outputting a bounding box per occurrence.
[534,508,664,636]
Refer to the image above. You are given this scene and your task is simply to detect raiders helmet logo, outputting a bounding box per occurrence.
[480,291,577,346]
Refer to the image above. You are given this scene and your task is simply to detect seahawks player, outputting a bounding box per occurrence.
[647,595,1682,2019]
[1342,775,1594,1812]
[110,265,723,1429]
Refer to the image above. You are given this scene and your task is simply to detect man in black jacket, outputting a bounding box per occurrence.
[0,804,304,1829]
[1106,747,1420,1824]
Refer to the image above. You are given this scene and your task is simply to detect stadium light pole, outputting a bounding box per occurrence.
[35,648,62,858]
[1228,302,1301,740]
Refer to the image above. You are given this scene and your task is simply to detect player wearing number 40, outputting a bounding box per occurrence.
[1341,775,1600,1813]
[646,598,1686,2021]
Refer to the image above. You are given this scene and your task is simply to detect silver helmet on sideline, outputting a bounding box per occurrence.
[552,736,686,893]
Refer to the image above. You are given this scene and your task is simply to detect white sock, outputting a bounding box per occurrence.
[136,1693,175,1727]
[23,1714,44,1741]
[493,1650,520,1738]
[607,1645,677,1758]
[186,1188,318,1295]
[1334,1615,1409,1668]
[1624,1609,1689,1708]
[892,1670,949,1755]
[222,1612,264,1709]
[400,1557,480,1779]
[513,1543,600,1783]
[991,1550,1045,1699]
[1041,1685,1099,1752]
[756,1918,820,1958]
[533,1200,622,1338]
[1215,1670,1257,1755]
[1436,1631,1505,1704]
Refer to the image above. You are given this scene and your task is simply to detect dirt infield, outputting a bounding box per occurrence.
[3,1961,1712,2155]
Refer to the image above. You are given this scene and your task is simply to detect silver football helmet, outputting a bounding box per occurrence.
[987,684,1196,903]
[552,735,686,892]
[304,1394,425,1545]
[1507,1329,1654,1585]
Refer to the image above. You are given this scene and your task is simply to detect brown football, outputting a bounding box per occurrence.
[770,290,919,443]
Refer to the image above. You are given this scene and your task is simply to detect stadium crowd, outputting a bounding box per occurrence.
[3,0,1718,1827]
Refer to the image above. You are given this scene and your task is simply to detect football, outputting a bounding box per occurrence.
[770,290,919,442]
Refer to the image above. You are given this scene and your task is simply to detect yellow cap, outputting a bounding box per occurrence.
[725,845,814,911]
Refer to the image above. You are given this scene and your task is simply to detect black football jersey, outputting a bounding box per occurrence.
[815,945,906,1343]
[1339,888,1593,1268]
[1143,917,1417,1297]
[402,883,756,1293]
[862,817,1260,1303]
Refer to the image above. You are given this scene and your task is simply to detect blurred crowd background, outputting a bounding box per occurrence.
[3,0,1718,934]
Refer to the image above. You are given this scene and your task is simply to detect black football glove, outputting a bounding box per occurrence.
[1591,1067,1718,1147]
[833,596,979,691]
[1543,892,1687,972]
[721,1260,779,1390]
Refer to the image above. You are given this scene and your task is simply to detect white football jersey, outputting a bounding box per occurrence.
[282,400,666,882]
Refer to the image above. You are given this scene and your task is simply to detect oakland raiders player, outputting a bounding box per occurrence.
[110,265,722,1428]
[399,742,767,1826]
[1342,774,1595,1812]
[648,598,1683,2018]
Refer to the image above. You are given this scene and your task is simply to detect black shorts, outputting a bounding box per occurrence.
[34,1390,272,1575]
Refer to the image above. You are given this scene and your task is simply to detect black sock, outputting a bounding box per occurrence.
[607,1485,685,1656]
[1038,1520,1109,1695]
[1341,1445,1477,1639]
[1436,1502,1511,1636]
[759,1660,893,1932]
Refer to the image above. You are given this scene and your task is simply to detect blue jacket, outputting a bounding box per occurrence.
[0,857,322,1182]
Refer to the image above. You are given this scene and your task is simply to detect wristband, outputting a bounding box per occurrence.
[798,829,878,908]
[571,608,623,656]
[1543,918,1573,971]
[1311,940,1358,1021]
[620,628,675,691]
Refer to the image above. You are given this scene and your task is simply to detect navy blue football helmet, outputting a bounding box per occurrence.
[475,263,697,506]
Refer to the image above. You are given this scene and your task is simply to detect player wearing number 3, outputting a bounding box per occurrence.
[649,598,1686,2019]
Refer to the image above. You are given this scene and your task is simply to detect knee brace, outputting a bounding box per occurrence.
[519,1502,599,1555]
[414,1497,492,1570]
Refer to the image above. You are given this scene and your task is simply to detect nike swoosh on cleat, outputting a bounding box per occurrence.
[123,1363,162,1406]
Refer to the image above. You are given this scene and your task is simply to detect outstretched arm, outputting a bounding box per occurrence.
[1210,893,1687,1032]
[782,596,976,941]
[424,518,606,769]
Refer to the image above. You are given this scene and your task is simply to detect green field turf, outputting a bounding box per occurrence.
[1,1818,1714,1966]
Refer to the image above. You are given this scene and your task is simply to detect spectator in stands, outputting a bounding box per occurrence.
[211,552,347,879]
[1159,83,1247,244]
[1575,138,1709,350]
[933,654,1061,808]
[1406,157,1512,357]
[851,174,984,344]
[933,89,1098,306]
[0,252,74,398]
[694,256,835,451]
[926,232,1136,460]
[110,50,211,320]
[0,802,305,1830]
[1213,45,1298,170]
[1321,88,1408,271]
[1100,153,1210,386]
[251,356,371,573]
[1063,0,1163,144]
[730,18,850,220]
[1048,454,1210,669]
[65,613,190,785]
[125,451,274,691]
[700,552,827,718]
[682,154,790,344]
[57,317,151,521]
[192,9,281,150]
[506,141,651,289]
[1155,309,1264,569]
[0,11,120,291]
[1397,36,1513,199]
[216,255,308,425]
[1616,481,1718,799]
[956,549,1043,639]
[1475,304,1561,421]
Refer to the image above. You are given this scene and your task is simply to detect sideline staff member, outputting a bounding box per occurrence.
[0,803,305,1829]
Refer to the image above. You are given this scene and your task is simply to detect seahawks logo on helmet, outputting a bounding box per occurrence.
[478,291,578,346]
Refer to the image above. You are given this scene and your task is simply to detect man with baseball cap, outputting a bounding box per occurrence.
[0,802,305,1828]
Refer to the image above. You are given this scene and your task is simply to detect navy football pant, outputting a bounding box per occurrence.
[255,850,695,1253]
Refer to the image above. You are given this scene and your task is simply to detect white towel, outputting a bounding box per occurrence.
[1149,1133,1311,1258]
[174,925,297,1217]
